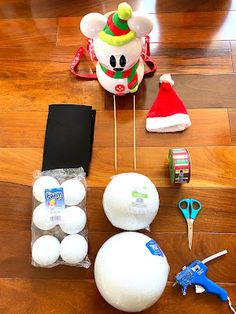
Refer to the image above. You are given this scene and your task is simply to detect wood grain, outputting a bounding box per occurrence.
[0,279,235,314]
[231,41,236,72]
[0,230,235,282]
[1,183,236,233]
[0,18,57,47]
[0,109,231,148]
[228,109,236,144]
[149,11,236,43]
[0,147,235,187]
[152,41,233,74]
[105,74,236,109]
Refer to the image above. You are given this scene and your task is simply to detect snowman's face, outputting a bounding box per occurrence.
[94,37,142,71]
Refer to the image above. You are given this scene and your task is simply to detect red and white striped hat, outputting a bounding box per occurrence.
[146,74,191,133]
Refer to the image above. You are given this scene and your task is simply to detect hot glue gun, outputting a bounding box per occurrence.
[174,250,236,313]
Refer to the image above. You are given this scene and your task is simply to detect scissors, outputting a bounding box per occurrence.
[178,198,202,250]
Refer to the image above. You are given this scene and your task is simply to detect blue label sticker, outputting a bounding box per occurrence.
[45,187,65,223]
[146,240,164,257]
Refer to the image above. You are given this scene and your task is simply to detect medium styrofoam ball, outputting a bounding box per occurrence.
[95,232,169,312]
[33,203,57,230]
[32,235,60,267]
[61,179,86,206]
[33,176,60,203]
[60,234,88,264]
[80,12,107,38]
[103,173,159,230]
[59,206,86,234]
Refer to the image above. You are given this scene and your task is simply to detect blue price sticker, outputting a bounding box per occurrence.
[146,240,164,257]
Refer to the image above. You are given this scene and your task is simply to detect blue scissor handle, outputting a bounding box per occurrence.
[178,198,202,220]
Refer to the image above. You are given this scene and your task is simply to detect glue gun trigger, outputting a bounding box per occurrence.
[195,285,205,294]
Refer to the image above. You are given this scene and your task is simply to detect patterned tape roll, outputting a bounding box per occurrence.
[168,148,191,184]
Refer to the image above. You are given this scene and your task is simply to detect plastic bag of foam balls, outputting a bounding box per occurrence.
[31,168,90,268]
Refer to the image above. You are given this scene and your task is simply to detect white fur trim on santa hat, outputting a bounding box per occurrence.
[159,74,174,86]
[146,113,191,133]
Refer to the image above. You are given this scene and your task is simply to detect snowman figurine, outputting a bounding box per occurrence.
[80,2,153,96]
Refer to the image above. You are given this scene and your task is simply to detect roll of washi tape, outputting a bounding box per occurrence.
[168,148,191,184]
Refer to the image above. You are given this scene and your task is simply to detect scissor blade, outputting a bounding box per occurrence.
[187,218,194,250]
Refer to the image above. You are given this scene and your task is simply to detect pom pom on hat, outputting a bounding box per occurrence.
[146,74,191,133]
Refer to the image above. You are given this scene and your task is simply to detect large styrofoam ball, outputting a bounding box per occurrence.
[95,232,169,312]
[103,173,159,230]
[33,176,60,203]
[80,13,107,39]
[128,12,153,37]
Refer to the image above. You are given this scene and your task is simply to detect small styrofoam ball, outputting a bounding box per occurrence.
[95,232,169,312]
[80,13,107,38]
[103,173,159,230]
[60,234,88,264]
[33,176,60,203]
[128,12,153,37]
[32,235,60,267]
[61,179,86,206]
[59,206,87,234]
[33,203,57,230]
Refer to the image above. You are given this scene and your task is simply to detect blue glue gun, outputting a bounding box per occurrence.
[175,250,229,302]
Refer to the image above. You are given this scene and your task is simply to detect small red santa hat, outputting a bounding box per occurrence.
[146,74,191,132]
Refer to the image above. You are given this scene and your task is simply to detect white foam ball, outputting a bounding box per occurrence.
[32,235,60,267]
[103,173,159,230]
[60,234,88,264]
[59,206,87,234]
[95,232,169,312]
[33,203,57,230]
[61,179,86,206]
[33,176,60,203]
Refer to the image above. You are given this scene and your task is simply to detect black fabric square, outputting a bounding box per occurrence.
[42,104,96,175]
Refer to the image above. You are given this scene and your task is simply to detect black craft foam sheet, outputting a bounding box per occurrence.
[42,104,96,175]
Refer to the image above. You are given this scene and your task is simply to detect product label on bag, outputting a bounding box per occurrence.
[45,187,65,223]
[146,240,164,257]
[130,185,148,214]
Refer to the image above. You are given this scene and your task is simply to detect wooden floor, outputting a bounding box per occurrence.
[0,0,236,313]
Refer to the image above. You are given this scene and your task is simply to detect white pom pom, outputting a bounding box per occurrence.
[80,13,106,38]
[160,74,174,86]
[128,12,153,37]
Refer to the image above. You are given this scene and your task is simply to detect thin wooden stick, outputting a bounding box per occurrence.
[133,94,137,172]
[113,95,118,173]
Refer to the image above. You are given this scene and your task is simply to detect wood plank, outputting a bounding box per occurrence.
[231,41,236,72]
[228,109,236,144]
[105,74,236,109]
[0,109,230,148]
[1,74,236,112]
[0,41,232,80]
[152,41,233,74]
[0,0,236,19]
[0,78,105,112]
[149,11,236,43]
[57,12,236,46]
[1,183,236,233]
[0,230,235,282]
[0,18,57,47]
[0,279,235,314]
[0,147,235,187]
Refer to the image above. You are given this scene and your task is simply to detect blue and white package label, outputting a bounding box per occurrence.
[45,187,65,223]
[146,240,164,257]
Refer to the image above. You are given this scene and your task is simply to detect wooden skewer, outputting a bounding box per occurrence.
[133,94,136,172]
[113,94,118,173]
